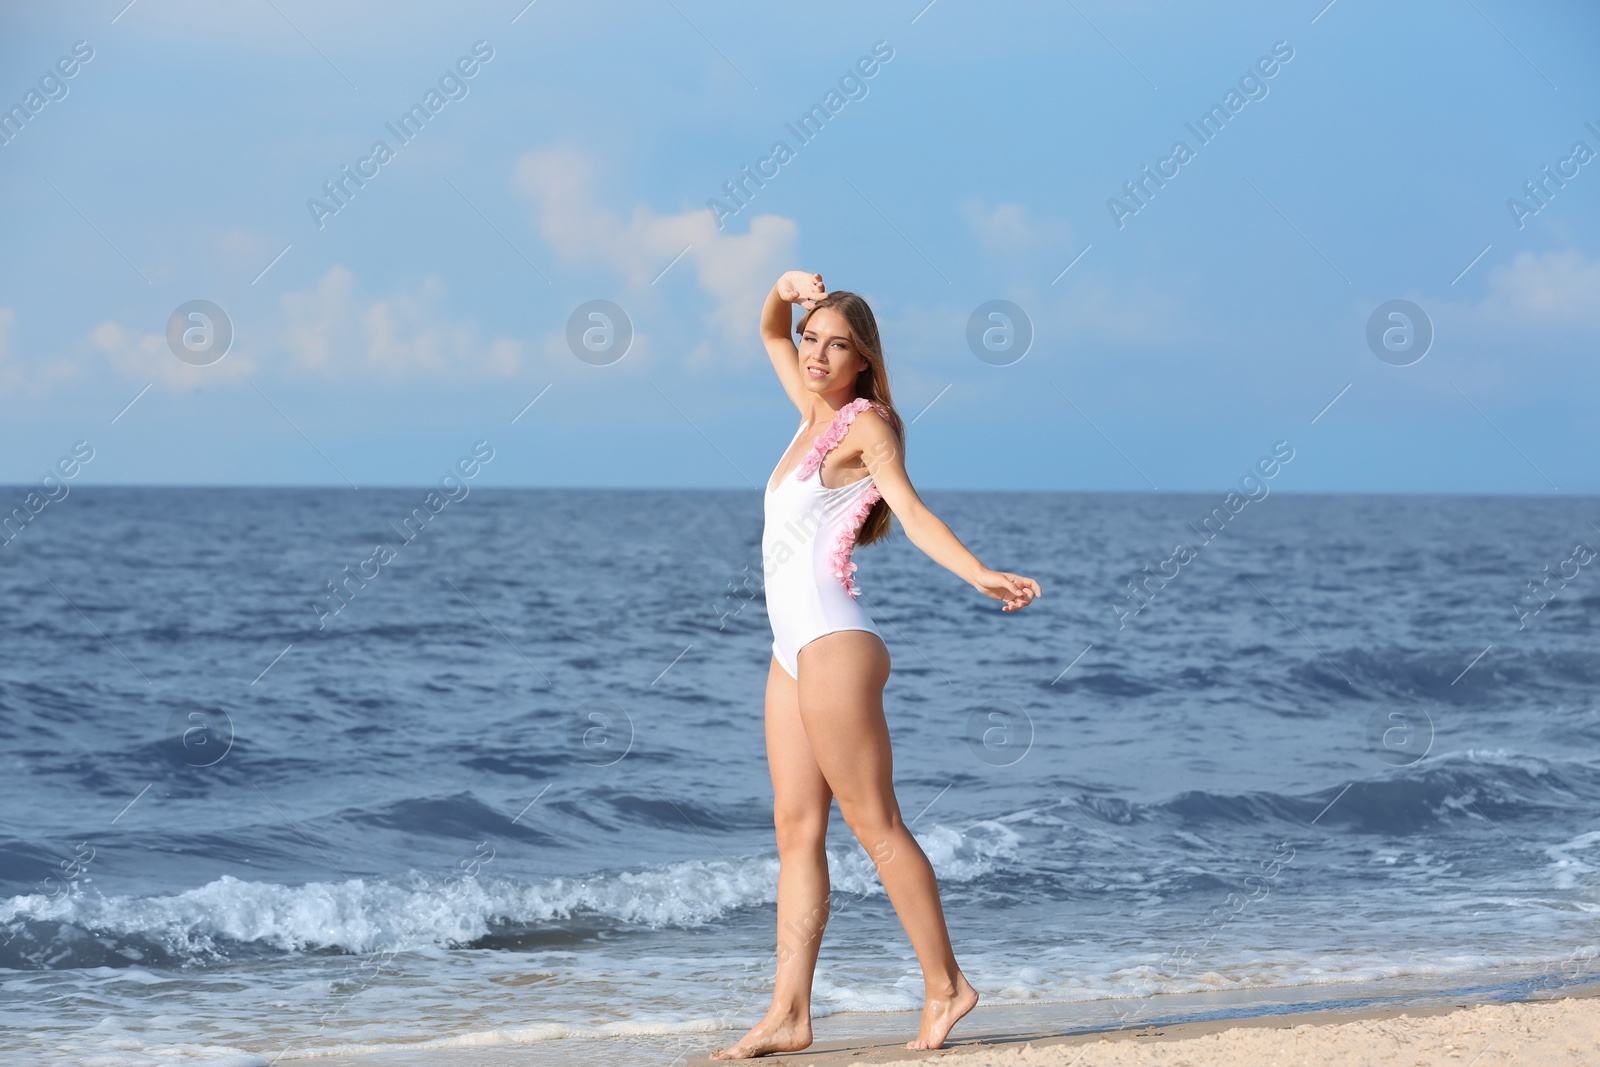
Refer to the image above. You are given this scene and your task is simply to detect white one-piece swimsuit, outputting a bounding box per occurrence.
[762,397,886,680]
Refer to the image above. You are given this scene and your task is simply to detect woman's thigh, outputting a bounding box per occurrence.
[766,655,832,830]
[794,631,898,826]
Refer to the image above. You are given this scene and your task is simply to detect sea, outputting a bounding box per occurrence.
[2,487,1597,1066]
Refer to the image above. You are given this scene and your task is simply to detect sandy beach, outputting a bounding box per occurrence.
[695,992,1600,1067]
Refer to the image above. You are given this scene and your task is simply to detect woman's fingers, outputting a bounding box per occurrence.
[777,270,825,306]
[791,272,825,308]
[1008,573,1041,599]
[994,572,1041,611]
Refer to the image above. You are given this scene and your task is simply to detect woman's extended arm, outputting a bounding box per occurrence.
[760,272,827,412]
[855,412,1041,612]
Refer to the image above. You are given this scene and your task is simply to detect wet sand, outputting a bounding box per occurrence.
[687,987,1599,1067]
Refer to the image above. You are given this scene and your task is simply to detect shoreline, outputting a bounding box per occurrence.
[57,969,1596,1065]
[685,981,1600,1066]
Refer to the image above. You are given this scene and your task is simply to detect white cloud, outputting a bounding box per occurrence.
[88,316,256,391]
[514,147,798,362]
[280,265,523,379]
[83,268,521,391]
[0,308,79,395]
[956,201,1179,348]
[961,199,1074,264]
[214,227,283,274]
[1470,249,1600,332]
[1053,281,1187,345]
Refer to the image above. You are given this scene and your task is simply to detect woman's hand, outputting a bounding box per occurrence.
[973,569,1042,612]
[775,271,826,309]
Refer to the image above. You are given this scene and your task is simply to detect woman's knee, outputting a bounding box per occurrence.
[773,807,828,853]
[837,798,901,852]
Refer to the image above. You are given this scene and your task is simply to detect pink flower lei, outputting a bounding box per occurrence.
[795,397,884,481]
[797,397,887,598]
[829,482,882,598]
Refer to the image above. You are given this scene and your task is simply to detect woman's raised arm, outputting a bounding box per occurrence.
[761,271,826,413]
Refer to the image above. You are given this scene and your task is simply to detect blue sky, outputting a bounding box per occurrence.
[1,0,1596,493]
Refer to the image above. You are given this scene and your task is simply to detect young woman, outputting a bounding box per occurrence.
[713,271,1042,1059]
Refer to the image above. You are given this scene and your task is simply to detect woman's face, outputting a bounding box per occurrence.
[798,308,867,395]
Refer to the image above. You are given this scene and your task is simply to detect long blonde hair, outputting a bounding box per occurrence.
[795,290,904,547]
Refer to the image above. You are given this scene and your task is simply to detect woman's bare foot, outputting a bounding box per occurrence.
[906,973,979,1050]
[710,1007,813,1060]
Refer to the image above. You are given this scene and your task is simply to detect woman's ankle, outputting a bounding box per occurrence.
[767,997,812,1024]
[922,969,966,1001]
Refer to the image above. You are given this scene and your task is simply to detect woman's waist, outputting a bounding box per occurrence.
[762,513,864,560]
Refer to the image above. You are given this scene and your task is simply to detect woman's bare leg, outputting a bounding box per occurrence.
[795,631,979,1050]
[711,656,833,1060]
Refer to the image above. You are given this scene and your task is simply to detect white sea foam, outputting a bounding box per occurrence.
[1544,830,1600,890]
[0,820,1022,961]
[14,917,1593,1067]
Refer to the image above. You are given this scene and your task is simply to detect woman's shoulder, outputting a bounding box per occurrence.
[842,396,890,422]
[838,400,897,458]
[844,398,893,433]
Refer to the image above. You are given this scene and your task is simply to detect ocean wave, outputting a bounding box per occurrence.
[0,819,1021,970]
[1325,647,1600,701]
[1144,750,1600,835]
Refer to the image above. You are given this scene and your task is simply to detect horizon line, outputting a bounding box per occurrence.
[2,483,1594,499]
